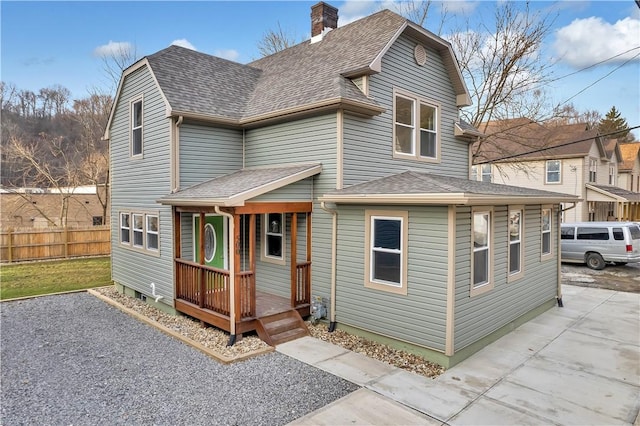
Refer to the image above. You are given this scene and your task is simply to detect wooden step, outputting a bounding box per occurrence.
[256,309,309,346]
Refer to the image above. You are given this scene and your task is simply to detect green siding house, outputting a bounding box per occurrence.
[104,3,578,366]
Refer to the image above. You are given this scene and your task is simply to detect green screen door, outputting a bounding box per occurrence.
[194,215,225,269]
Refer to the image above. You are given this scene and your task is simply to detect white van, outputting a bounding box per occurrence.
[560,222,640,269]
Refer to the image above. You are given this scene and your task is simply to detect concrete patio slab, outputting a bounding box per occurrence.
[315,350,397,386]
[448,395,557,425]
[277,336,349,365]
[288,388,441,426]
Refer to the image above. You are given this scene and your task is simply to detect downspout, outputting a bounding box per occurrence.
[242,128,246,169]
[320,201,338,332]
[172,115,184,193]
[215,205,237,344]
[556,206,567,308]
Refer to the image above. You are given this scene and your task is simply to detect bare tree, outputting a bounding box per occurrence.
[96,42,138,91]
[256,21,301,57]
[5,130,84,226]
[547,103,601,128]
[391,0,450,35]
[72,91,113,224]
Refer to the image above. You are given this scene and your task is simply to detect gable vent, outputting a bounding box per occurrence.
[414,44,427,66]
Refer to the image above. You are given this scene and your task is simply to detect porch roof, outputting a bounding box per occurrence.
[158,163,322,207]
[586,184,640,203]
[319,170,581,205]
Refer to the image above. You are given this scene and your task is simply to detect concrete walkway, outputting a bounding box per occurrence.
[279,285,640,425]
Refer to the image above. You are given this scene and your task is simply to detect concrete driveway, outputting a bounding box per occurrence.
[282,284,640,425]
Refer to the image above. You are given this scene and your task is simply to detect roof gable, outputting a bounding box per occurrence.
[474,120,606,164]
[619,142,640,171]
[107,8,470,132]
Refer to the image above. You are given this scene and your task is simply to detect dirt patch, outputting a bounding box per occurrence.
[562,262,640,293]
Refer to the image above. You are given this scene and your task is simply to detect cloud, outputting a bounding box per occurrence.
[553,17,640,68]
[171,39,197,51]
[214,49,240,62]
[93,41,134,58]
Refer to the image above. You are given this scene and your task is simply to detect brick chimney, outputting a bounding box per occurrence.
[311,2,338,40]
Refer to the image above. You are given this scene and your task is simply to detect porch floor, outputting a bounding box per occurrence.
[256,291,293,317]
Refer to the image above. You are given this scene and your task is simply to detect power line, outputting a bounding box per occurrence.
[550,46,640,83]
[477,125,640,164]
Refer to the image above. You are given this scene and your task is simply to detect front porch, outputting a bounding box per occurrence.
[171,202,313,341]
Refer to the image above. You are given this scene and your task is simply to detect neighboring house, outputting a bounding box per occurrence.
[105,3,578,367]
[0,187,108,228]
[473,120,640,223]
[618,142,640,193]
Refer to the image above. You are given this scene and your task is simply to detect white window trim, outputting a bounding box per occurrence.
[589,158,597,183]
[471,208,494,297]
[392,88,441,163]
[261,213,286,265]
[481,164,492,183]
[508,207,524,282]
[130,95,144,158]
[118,210,160,256]
[132,213,144,248]
[541,206,553,260]
[364,210,408,295]
[545,160,561,184]
[146,214,159,252]
[120,212,131,245]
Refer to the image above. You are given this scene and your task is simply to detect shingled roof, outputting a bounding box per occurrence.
[473,119,606,164]
[319,170,579,205]
[108,8,469,129]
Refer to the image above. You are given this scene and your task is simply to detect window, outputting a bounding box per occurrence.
[132,213,144,248]
[589,158,597,182]
[131,98,143,156]
[471,210,493,295]
[541,208,552,256]
[146,215,159,251]
[481,164,492,183]
[609,166,615,185]
[508,209,522,277]
[364,210,408,295]
[546,160,561,183]
[120,213,131,244]
[264,213,284,261]
[119,211,159,254]
[561,227,575,240]
[393,91,439,161]
[577,227,609,240]
[612,228,624,241]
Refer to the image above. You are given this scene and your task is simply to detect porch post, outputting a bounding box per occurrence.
[306,211,312,299]
[233,214,241,325]
[290,212,298,308]
[173,209,181,301]
[199,212,205,308]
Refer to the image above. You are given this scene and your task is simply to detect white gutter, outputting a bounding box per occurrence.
[215,206,236,338]
[320,201,338,328]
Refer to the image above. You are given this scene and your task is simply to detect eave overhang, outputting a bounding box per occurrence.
[158,163,322,207]
[318,192,581,206]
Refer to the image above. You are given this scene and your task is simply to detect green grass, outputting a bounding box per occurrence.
[0,257,112,300]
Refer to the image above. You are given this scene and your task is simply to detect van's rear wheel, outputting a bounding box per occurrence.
[586,253,606,270]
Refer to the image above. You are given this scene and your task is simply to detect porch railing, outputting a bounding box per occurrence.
[175,259,256,319]
[295,261,311,306]
[237,271,256,319]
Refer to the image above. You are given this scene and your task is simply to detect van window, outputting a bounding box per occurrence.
[612,228,624,241]
[630,225,640,240]
[561,227,575,240]
[577,227,609,240]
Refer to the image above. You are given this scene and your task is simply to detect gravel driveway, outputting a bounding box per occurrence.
[1,293,358,425]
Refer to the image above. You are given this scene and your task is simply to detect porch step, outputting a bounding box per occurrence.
[256,310,309,346]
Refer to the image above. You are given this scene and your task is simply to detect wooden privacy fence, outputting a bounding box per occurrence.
[0,226,111,263]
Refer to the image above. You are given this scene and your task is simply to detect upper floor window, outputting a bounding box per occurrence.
[481,164,492,183]
[131,98,143,157]
[545,160,560,183]
[589,158,597,183]
[364,210,408,295]
[471,209,493,296]
[609,166,615,185]
[393,90,439,162]
[263,213,285,264]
